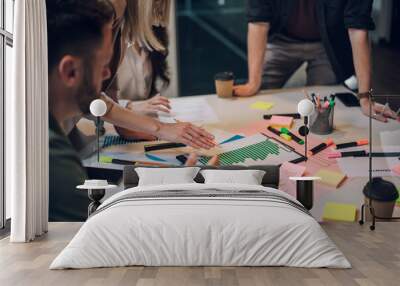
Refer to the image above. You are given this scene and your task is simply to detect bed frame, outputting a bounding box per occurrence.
[123,165,280,189]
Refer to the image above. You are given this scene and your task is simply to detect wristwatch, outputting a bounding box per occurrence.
[357,89,373,101]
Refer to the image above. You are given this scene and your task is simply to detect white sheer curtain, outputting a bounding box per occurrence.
[7,0,48,242]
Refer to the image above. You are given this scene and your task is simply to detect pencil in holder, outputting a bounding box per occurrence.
[310,104,334,135]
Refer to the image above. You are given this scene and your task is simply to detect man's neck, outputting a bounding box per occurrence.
[48,73,83,133]
[48,87,82,133]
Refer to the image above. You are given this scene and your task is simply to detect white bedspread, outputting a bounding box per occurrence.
[50,183,351,269]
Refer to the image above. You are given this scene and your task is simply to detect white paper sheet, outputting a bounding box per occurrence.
[337,145,400,177]
[337,157,393,177]
[380,130,400,172]
[336,129,400,177]
[380,129,400,147]
[158,97,219,124]
[201,134,301,166]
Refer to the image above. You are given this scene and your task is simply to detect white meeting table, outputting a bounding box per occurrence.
[77,85,400,220]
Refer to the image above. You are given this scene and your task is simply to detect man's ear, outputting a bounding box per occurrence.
[57,55,83,87]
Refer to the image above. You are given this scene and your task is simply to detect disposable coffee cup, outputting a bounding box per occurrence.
[215,72,234,98]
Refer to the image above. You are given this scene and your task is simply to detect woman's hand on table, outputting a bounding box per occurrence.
[360,98,399,122]
[157,122,216,150]
[128,94,171,115]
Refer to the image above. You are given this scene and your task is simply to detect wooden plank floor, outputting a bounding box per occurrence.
[0,222,399,286]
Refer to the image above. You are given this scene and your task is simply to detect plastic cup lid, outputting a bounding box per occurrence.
[215,72,234,81]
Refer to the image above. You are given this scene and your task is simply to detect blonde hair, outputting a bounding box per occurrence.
[122,0,171,52]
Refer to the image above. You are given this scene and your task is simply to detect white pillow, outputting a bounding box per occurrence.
[136,167,201,186]
[200,169,266,185]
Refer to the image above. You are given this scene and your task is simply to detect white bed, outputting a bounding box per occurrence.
[50,183,351,269]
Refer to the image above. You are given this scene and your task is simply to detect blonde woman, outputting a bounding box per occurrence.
[72,0,215,149]
[105,0,174,140]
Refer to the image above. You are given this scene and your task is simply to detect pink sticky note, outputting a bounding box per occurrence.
[269,116,294,128]
[393,164,400,176]
[231,120,269,137]
[279,162,307,198]
[281,162,306,177]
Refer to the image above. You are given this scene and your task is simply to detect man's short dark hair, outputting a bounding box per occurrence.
[46,0,115,71]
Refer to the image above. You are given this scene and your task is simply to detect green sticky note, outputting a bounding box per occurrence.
[323,202,357,222]
[99,156,113,163]
[250,101,274,111]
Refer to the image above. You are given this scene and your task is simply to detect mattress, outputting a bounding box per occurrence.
[50,183,351,269]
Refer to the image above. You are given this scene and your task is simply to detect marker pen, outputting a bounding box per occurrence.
[281,128,304,145]
[335,139,368,150]
[144,142,186,152]
[263,113,301,120]
[267,126,292,141]
[267,126,282,137]
[316,95,321,109]
[308,138,334,156]
[328,150,367,159]
[100,156,137,165]
[311,93,317,105]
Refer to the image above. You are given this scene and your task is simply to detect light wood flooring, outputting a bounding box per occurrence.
[0,222,399,286]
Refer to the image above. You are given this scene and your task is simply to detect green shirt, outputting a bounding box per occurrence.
[49,114,89,221]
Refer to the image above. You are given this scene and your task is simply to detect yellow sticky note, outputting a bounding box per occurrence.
[250,101,274,111]
[323,202,357,222]
[315,169,347,188]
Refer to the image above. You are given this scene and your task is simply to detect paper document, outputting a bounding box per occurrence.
[198,134,301,166]
[380,130,400,170]
[337,156,397,178]
[158,97,219,124]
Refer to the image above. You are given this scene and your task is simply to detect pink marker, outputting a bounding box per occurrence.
[328,150,367,159]
[328,152,341,159]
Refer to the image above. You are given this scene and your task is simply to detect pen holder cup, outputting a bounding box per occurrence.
[310,106,334,135]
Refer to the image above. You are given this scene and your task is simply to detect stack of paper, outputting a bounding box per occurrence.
[315,169,347,188]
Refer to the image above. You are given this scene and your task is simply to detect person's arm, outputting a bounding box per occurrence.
[100,93,215,149]
[345,0,397,122]
[348,29,371,95]
[233,23,269,97]
[348,29,397,122]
